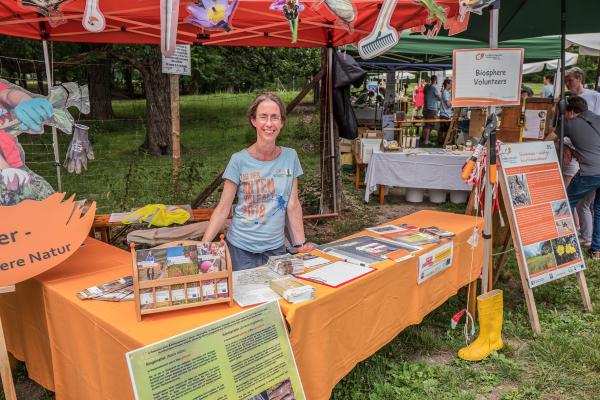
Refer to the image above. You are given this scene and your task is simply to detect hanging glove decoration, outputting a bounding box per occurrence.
[20,0,68,27]
[0,79,90,137]
[83,0,106,32]
[270,0,304,44]
[64,124,95,174]
[185,0,238,32]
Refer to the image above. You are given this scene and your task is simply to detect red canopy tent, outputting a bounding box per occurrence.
[0,0,460,47]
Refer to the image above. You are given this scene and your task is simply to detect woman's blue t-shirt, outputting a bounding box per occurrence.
[223,146,303,253]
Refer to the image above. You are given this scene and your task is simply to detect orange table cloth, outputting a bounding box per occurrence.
[0,210,483,400]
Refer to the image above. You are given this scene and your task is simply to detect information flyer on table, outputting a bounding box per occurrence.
[418,241,453,284]
[126,301,305,400]
[499,141,586,288]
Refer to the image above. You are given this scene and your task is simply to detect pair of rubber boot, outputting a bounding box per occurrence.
[458,289,504,361]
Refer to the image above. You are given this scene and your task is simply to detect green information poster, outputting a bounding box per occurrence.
[126,302,305,400]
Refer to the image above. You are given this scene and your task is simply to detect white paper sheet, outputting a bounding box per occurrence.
[297,261,374,288]
[232,267,281,307]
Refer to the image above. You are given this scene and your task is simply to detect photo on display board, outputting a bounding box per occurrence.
[555,218,575,235]
[523,240,557,275]
[246,378,296,400]
[550,234,582,266]
[508,174,532,207]
[136,248,168,281]
[551,199,570,218]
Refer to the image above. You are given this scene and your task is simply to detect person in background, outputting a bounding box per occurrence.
[520,85,534,99]
[436,78,453,146]
[412,79,424,118]
[422,75,441,145]
[202,92,316,270]
[541,74,555,98]
[565,67,600,247]
[548,96,600,259]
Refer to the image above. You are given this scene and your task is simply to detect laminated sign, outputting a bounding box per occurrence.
[452,48,523,107]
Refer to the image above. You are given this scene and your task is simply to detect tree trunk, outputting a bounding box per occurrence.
[123,66,134,97]
[140,47,173,156]
[34,62,45,95]
[88,55,115,119]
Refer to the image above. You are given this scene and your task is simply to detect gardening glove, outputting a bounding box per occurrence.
[1,168,30,191]
[64,124,95,174]
[14,98,53,133]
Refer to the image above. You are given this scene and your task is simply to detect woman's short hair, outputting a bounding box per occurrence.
[247,92,286,125]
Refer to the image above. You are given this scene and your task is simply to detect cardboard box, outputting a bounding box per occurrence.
[339,138,353,153]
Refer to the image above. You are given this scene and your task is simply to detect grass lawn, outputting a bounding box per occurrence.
[7,90,600,400]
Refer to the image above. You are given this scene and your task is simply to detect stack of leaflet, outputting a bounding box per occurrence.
[266,254,304,275]
[77,276,133,301]
[269,276,315,304]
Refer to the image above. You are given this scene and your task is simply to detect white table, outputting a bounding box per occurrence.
[364,149,473,203]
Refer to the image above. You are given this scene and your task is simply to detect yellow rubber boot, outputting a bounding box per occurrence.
[458,289,504,361]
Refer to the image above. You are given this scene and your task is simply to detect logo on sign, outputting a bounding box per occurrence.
[475,53,485,60]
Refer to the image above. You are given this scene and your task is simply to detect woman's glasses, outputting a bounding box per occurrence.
[256,114,281,123]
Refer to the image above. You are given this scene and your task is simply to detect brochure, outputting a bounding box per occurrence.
[296,261,375,288]
[269,276,315,304]
[384,231,440,246]
[365,224,408,235]
[319,236,420,265]
[419,226,455,238]
[77,276,134,301]
[295,253,330,269]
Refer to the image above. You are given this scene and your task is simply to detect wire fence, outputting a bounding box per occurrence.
[15,91,321,214]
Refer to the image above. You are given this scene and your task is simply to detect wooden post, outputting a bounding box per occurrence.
[0,287,17,400]
[170,74,181,193]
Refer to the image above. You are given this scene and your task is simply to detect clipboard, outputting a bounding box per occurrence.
[296,261,375,288]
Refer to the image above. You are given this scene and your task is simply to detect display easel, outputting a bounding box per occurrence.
[131,239,234,321]
[0,286,17,400]
[498,156,592,333]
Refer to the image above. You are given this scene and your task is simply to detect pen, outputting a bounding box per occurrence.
[343,258,369,268]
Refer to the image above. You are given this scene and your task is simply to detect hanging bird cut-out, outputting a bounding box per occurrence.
[186,0,239,32]
[20,0,68,27]
[270,0,305,44]
[358,0,399,59]
[410,0,447,39]
[83,0,106,32]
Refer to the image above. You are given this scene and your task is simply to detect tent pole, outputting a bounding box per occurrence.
[558,0,566,166]
[42,39,62,192]
[327,47,338,214]
[482,1,500,294]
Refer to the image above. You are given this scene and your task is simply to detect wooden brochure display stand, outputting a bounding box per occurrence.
[0,286,16,400]
[131,238,234,321]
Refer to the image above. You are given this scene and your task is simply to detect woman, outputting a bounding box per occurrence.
[202,93,316,270]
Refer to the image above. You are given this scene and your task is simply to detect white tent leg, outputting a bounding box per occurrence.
[482,3,500,294]
[42,40,62,192]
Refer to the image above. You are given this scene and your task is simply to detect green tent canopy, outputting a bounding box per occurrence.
[345,31,562,64]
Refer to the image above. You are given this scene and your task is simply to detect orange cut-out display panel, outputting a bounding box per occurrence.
[0,193,95,286]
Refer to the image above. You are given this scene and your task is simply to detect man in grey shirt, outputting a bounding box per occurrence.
[562,96,600,259]
[422,75,441,145]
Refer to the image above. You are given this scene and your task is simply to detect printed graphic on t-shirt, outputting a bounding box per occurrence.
[239,170,290,224]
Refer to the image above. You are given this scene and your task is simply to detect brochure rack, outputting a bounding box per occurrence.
[130,237,233,321]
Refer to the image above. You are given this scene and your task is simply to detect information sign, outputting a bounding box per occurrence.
[453,48,523,107]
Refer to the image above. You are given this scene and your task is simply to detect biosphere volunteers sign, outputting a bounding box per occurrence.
[452,48,524,107]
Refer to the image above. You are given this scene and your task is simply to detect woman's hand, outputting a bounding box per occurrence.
[296,242,317,253]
